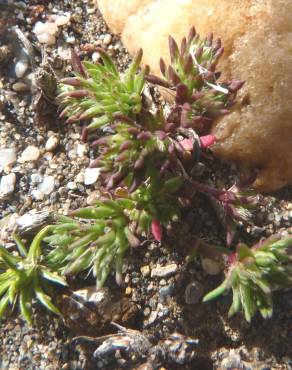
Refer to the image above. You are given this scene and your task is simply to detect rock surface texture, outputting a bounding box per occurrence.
[96,0,292,192]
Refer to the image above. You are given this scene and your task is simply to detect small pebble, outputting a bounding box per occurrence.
[103,34,112,46]
[77,144,87,157]
[84,168,100,185]
[201,258,221,275]
[54,14,71,26]
[31,189,45,201]
[15,60,28,78]
[140,265,150,277]
[92,52,101,63]
[0,173,16,196]
[45,136,59,152]
[19,146,40,162]
[147,310,158,325]
[185,282,204,304]
[0,148,16,168]
[66,35,76,44]
[125,287,132,295]
[67,181,77,190]
[12,82,29,92]
[31,173,43,184]
[151,263,178,278]
[38,176,55,195]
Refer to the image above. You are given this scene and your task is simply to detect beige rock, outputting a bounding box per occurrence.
[96,0,292,192]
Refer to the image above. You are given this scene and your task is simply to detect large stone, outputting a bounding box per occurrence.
[96,0,292,192]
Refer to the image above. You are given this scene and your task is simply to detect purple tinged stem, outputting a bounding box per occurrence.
[195,47,203,60]
[81,127,88,143]
[187,26,196,44]
[64,90,90,98]
[71,48,87,77]
[119,141,133,152]
[228,80,245,93]
[155,130,167,140]
[168,35,179,63]
[106,170,127,190]
[183,54,193,74]
[168,66,181,85]
[206,32,213,46]
[91,137,108,148]
[137,131,152,141]
[180,37,187,57]
[60,77,81,86]
[145,74,170,88]
[159,58,166,76]
[113,114,136,125]
[164,122,176,132]
[176,83,189,104]
[129,173,143,193]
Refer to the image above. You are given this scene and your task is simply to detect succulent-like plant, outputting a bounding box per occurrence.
[0,227,67,323]
[44,176,182,287]
[203,236,292,322]
[146,27,244,133]
[58,48,147,134]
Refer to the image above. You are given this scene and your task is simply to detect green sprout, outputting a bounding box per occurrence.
[58,48,148,134]
[0,227,67,324]
[203,236,292,322]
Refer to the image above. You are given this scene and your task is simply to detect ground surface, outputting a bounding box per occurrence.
[0,1,291,369]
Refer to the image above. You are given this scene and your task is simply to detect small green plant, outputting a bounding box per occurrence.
[0,227,67,323]
[203,236,292,321]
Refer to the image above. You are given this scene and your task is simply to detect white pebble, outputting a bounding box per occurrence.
[33,21,58,45]
[45,135,59,152]
[34,21,58,36]
[66,35,76,44]
[77,144,87,157]
[92,52,101,63]
[36,33,56,46]
[103,34,112,46]
[151,264,178,278]
[55,14,70,26]
[19,146,40,162]
[12,81,28,92]
[67,181,77,190]
[30,173,43,184]
[15,60,28,78]
[87,7,96,15]
[38,176,55,195]
[33,21,47,35]
[84,168,101,185]
[0,173,16,197]
[76,172,84,183]
[31,189,45,200]
[201,258,221,275]
[57,45,71,60]
[0,148,16,168]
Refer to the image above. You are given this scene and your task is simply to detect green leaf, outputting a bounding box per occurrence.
[13,234,28,257]
[228,288,241,317]
[28,225,53,262]
[0,245,21,269]
[19,290,32,324]
[239,284,255,322]
[41,269,68,286]
[203,280,228,302]
[34,285,61,316]
[0,292,10,318]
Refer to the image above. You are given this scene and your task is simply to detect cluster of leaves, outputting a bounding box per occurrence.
[0,28,291,324]
[0,228,67,323]
[203,235,292,321]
